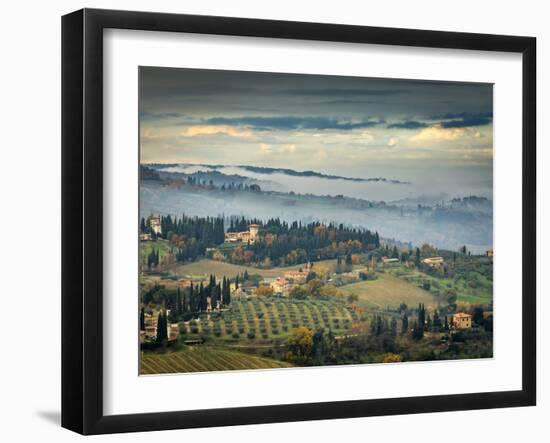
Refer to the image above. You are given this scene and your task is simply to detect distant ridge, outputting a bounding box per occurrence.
[145,163,411,185]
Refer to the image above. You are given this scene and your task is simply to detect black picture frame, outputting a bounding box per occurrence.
[62,8,537,435]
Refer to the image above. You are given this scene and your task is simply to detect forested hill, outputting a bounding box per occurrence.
[141,214,380,267]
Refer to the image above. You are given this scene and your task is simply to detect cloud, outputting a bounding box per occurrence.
[387,120,429,129]
[387,137,399,147]
[434,111,493,120]
[259,143,297,155]
[440,116,492,128]
[410,125,465,142]
[140,111,186,120]
[284,88,410,96]
[182,125,254,137]
[385,112,492,131]
[431,112,493,128]
[205,116,384,131]
[361,131,375,143]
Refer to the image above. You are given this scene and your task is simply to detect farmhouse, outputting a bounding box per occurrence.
[452,312,472,329]
[381,256,400,266]
[339,271,360,283]
[224,224,260,244]
[142,312,180,342]
[144,313,157,339]
[168,323,179,342]
[270,277,295,295]
[284,270,309,284]
[422,256,444,267]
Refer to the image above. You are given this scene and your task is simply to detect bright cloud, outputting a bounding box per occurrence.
[410,125,465,142]
[259,143,272,153]
[182,125,254,138]
[361,131,375,143]
[388,137,398,147]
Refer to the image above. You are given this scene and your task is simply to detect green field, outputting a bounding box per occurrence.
[140,346,293,374]
[139,239,173,263]
[339,273,435,309]
[386,266,492,306]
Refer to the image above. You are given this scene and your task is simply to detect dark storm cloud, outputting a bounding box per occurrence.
[434,111,493,119]
[387,120,429,129]
[205,116,385,131]
[440,116,492,128]
[140,111,186,120]
[139,67,494,123]
[284,88,410,96]
[385,112,493,130]
[436,112,493,128]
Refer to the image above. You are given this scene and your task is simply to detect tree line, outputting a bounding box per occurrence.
[141,274,233,320]
[234,217,380,267]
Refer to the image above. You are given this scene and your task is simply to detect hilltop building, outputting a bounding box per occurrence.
[452,312,472,329]
[224,224,260,244]
[150,215,162,235]
[422,256,444,267]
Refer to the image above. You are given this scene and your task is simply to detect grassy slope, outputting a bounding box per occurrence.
[387,266,492,306]
[167,258,337,279]
[140,346,293,374]
[139,239,173,263]
[339,273,435,309]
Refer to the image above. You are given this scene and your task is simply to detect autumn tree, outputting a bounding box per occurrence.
[382,353,402,363]
[286,326,314,365]
[255,285,274,297]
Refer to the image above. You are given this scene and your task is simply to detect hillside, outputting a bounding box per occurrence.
[339,273,435,309]
[140,346,293,374]
[167,258,337,279]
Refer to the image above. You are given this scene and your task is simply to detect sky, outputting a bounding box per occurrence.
[139,67,493,187]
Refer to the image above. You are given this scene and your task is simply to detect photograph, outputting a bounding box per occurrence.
[138,67,494,374]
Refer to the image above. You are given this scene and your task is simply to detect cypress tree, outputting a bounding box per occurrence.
[139,307,145,330]
[401,314,409,335]
[176,287,182,315]
[433,310,441,330]
[390,317,398,337]
[156,311,167,344]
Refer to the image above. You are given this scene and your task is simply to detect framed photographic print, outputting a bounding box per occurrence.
[61,8,536,435]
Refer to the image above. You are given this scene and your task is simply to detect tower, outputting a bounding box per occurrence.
[248,224,260,243]
[150,215,162,235]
